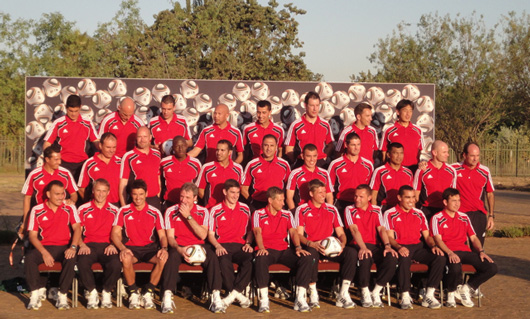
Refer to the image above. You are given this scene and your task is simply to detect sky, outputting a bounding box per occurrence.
[3,0,529,82]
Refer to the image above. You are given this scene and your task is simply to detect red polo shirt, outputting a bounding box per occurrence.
[120,147,161,196]
[78,201,119,244]
[27,202,80,246]
[383,205,428,245]
[381,122,424,166]
[78,154,122,204]
[287,166,334,205]
[149,114,192,145]
[164,203,208,246]
[22,166,78,204]
[295,201,343,242]
[99,112,144,157]
[431,211,475,252]
[451,162,495,215]
[194,123,244,163]
[209,202,251,244]
[335,124,379,163]
[414,161,457,209]
[242,156,291,202]
[161,155,201,203]
[328,155,374,201]
[370,163,413,207]
[243,121,285,159]
[196,160,243,208]
[114,203,164,247]
[44,115,99,163]
[252,207,295,251]
[344,204,383,245]
[285,115,334,159]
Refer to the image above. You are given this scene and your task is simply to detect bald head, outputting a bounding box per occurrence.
[431,140,449,163]
[462,142,480,168]
[213,104,229,126]
[118,97,135,122]
[136,126,151,150]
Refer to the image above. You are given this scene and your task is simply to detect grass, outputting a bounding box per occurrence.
[488,226,530,238]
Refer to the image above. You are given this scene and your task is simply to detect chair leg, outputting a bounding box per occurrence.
[386,283,391,306]
[477,287,481,307]
[72,278,78,308]
[440,281,444,304]
[116,278,122,308]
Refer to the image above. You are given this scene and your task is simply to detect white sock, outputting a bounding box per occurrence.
[426,287,435,297]
[309,283,317,293]
[340,280,351,295]
[373,284,383,295]
[402,291,411,299]
[259,288,269,301]
[212,290,221,301]
[361,286,370,294]
[296,286,307,301]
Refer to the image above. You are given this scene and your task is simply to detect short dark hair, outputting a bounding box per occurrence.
[303,143,318,153]
[161,95,175,105]
[172,135,187,145]
[217,139,233,151]
[130,179,147,193]
[356,184,372,193]
[100,132,117,145]
[354,102,372,118]
[267,186,284,199]
[181,182,198,196]
[308,178,325,194]
[345,132,360,145]
[46,180,65,193]
[257,100,271,111]
[223,179,240,191]
[43,145,61,159]
[93,178,110,189]
[387,142,404,154]
[396,99,414,112]
[462,142,480,156]
[262,134,277,145]
[304,91,321,104]
[442,187,460,201]
[66,95,81,108]
[398,185,414,196]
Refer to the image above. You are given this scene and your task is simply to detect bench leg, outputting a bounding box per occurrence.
[116,278,123,308]
[440,281,444,305]
[477,287,481,307]
[386,283,391,306]
[72,278,78,308]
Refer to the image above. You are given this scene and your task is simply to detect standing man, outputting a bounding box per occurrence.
[431,188,497,308]
[44,94,99,179]
[119,126,162,210]
[208,180,253,310]
[188,104,244,164]
[25,180,81,310]
[242,134,291,211]
[111,179,168,310]
[76,179,121,309]
[78,132,122,206]
[243,100,285,160]
[253,186,313,313]
[285,92,335,167]
[99,97,144,157]
[451,142,495,246]
[384,185,445,310]
[149,95,193,153]
[196,140,243,208]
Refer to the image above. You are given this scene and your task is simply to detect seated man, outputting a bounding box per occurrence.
[111,179,168,310]
[431,188,497,308]
[25,180,81,310]
[253,187,312,313]
[208,179,253,310]
[296,179,358,309]
[161,182,224,314]
[76,178,121,309]
[384,185,445,310]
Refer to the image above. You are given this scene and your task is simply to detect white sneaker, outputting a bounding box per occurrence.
[27,290,42,310]
[361,289,373,308]
[294,286,311,312]
[56,291,70,310]
[371,290,384,308]
[235,291,251,308]
[161,290,175,314]
[86,289,99,309]
[400,293,413,310]
[141,291,155,310]
[421,295,441,309]
[209,299,226,313]
[470,287,484,298]
[101,290,112,308]
[308,286,320,309]
[222,290,237,307]
[336,292,355,309]
[38,287,47,301]
[128,292,141,309]
[456,285,474,307]
[258,298,270,313]
[446,291,457,308]
[274,286,290,300]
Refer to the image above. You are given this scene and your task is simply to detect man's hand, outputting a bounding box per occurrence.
[178,246,192,264]
[104,244,118,256]
[397,246,409,257]
[119,248,134,262]
[418,160,428,171]
[78,245,91,255]
[448,252,460,263]
[383,245,399,258]
[256,248,269,256]
[358,247,372,260]
[480,251,494,263]
[42,250,55,267]
[179,203,192,219]
[487,217,495,231]
[64,199,74,206]
[242,243,253,253]
[296,247,311,257]
[432,246,444,256]
[215,245,228,257]
[157,248,168,262]
[64,247,77,259]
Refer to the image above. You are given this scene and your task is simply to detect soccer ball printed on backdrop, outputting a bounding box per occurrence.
[25,77,435,169]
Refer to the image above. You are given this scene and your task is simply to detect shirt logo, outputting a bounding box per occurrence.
[212,173,217,177]
[257,169,263,173]
[221,216,226,221]
[112,125,118,130]
[355,214,361,219]
[176,217,181,221]
[307,213,313,217]
[443,224,449,229]
[63,128,69,133]
[427,174,433,179]
[264,221,269,225]
[127,216,134,220]
[301,129,306,134]
[136,160,142,164]
[300,177,306,182]
[156,127,161,131]
[386,175,392,179]
[252,133,258,137]
[87,214,94,219]
[341,168,348,173]
[396,217,401,222]
[39,180,45,185]
[94,167,100,172]
[210,134,215,138]
[393,133,399,136]
[42,216,48,221]
[458,173,463,177]
[167,168,173,173]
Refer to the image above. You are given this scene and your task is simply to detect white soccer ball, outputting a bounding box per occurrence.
[365,86,385,106]
[218,93,237,111]
[182,107,200,126]
[416,113,434,133]
[172,93,187,113]
[95,108,112,124]
[385,89,402,107]
[319,100,335,120]
[251,82,270,100]
[281,89,300,107]
[60,86,78,104]
[228,110,240,127]
[186,244,207,266]
[194,93,213,113]
[161,139,173,156]
[25,121,46,140]
[108,79,127,97]
[43,78,62,98]
[339,107,356,126]
[34,104,54,124]
[77,78,97,97]
[240,100,257,116]
[330,91,350,110]
[152,83,171,103]
[180,80,199,99]
[80,105,94,121]
[135,106,150,125]
[92,90,112,109]
[232,82,251,102]
[375,104,394,124]
[54,103,66,116]
[348,83,366,102]
[300,92,308,109]
[415,96,434,113]
[133,87,152,107]
[26,87,46,106]
[267,95,283,115]
[320,236,342,258]
[402,84,420,101]
[315,82,333,100]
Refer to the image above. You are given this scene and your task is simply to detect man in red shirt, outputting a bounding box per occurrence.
[208,179,253,310]
[149,95,192,155]
[78,132,122,206]
[25,180,81,310]
[329,132,374,214]
[285,92,335,167]
[451,142,495,246]
[296,179,357,309]
[335,102,379,163]
[197,140,243,208]
[242,134,291,211]
[243,100,285,160]
[99,97,144,157]
[384,185,445,310]
[286,144,334,210]
[44,94,99,179]
[414,140,457,220]
[161,135,201,208]
[381,99,424,172]
[344,184,398,308]
[119,126,162,210]
[431,188,497,308]
[76,178,121,309]
[370,142,413,211]
[188,104,244,164]
[253,186,312,313]
[161,182,224,314]
[111,179,168,310]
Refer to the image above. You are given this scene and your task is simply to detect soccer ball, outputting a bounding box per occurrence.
[95,108,112,124]
[135,106,150,125]
[108,79,127,97]
[26,87,46,106]
[228,110,240,127]
[315,82,333,100]
[281,89,300,107]
[232,82,251,102]
[416,113,434,133]
[300,92,308,109]
[385,89,402,107]
[185,244,207,266]
[402,84,420,101]
[34,104,54,124]
[43,78,62,98]
[365,86,385,106]
[161,139,173,156]
[180,80,199,99]
[92,90,112,109]
[152,83,171,103]
[320,236,342,258]
[240,100,257,116]
[330,91,350,110]
[80,105,94,121]
[54,103,66,117]
[194,93,213,113]
[60,86,78,104]
[251,82,270,100]
[348,83,366,102]
[340,107,356,126]
[182,107,200,126]
[172,93,187,113]
[319,100,335,120]
[133,87,152,107]
[415,96,434,113]
[267,95,283,115]
[375,104,394,124]
[218,93,237,111]
[77,78,97,97]
[25,121,46,140]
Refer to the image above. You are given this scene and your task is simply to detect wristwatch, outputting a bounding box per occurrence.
[70,245,77,250]
[186,215,193,220]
